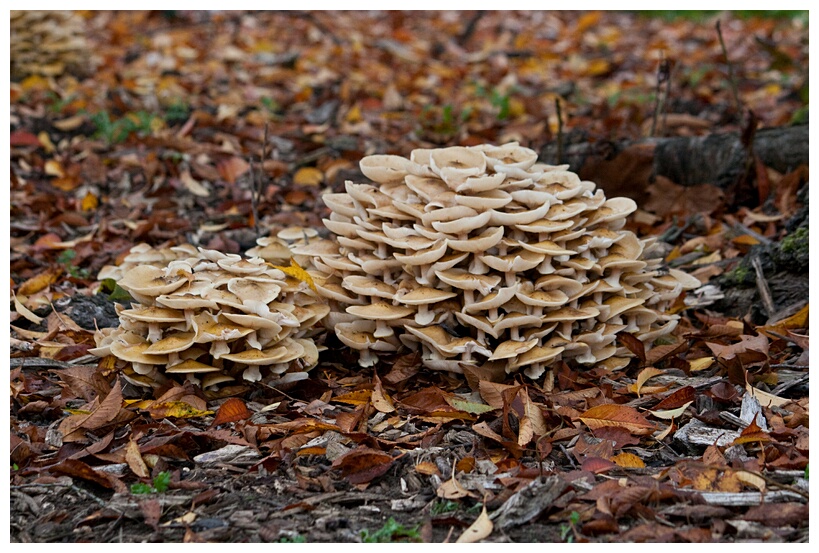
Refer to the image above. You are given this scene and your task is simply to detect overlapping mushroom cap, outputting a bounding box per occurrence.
[93,244,327,391]
[307,143,700,379]
[11,11,90,79]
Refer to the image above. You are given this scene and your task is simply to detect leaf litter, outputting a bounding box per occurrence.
[9,10,809,544]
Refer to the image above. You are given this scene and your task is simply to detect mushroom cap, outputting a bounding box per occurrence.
[479,249,545,272]
[143,331,197,355]
[489,338,539,360]
[165,359,222,374]
[435,269,501,294]
[118,265,189,298]
[455,173,506,194]
[342,275,397,299]
[395,287,457,305]
[453,189,512,210]
[277,226,319,242]
[393,239,449,265]
[110,339,168,364]
[346,303,414,321]
[447,226,504,253]
[359,154,417,183]
[119,306,186,324]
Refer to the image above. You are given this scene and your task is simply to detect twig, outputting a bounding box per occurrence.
[716,20,742,114]
[457,11,485,46]
[10,357,98,370]
[650,54,671,137]
[771,373,809,396]
[751,256,776,318]
[11,482,112,508]
[555,98,564,165]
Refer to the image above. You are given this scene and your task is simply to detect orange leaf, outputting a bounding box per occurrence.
[212,398,251,425]
[611,452,646,469]
[618,332,646,363]
[578,404,655,435]
[332,389,372,406]
[81,191,98,212]
[293,166,324,186]
[216,156,250,184]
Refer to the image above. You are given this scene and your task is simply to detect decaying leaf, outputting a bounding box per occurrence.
[456,504,493,543]
[579,404,656,435]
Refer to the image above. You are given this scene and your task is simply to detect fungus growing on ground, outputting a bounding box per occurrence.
[306,142,700,379]
[93,245,328,391]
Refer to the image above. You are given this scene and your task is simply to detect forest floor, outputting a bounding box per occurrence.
[9,11,809,543]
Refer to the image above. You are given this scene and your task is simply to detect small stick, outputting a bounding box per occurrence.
[650,54,671,137]
[555,98,564,165]
[751,256,776,318]
[716,20,742,114]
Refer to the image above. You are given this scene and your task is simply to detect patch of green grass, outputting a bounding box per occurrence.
[635,11,807,23]
[57,249,90,279]
[360,517,421,543]
[46,91,77,114]
[131,471,172,495]
[559,511,581,543]
[474,84,513,120]
[163,99,190,125]
[89,110,161,144]
[430,500,459,515]
[279,535,307,543]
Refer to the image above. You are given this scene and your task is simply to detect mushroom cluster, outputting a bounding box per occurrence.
[92,245,328,390]
[302,143,699,379]
[11,11,90,80]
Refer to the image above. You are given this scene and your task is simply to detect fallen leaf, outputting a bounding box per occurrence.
[631,367,664,396]
[611,452,645,468]
[12,291,43,325]
[212,398,251,425]
[147,401,214,420]
[456,504,493,543]
[579,404,656,435]
[125,438,150,478]
[331,446,394,485]
[293,166,324,186]
[371,374,396,413]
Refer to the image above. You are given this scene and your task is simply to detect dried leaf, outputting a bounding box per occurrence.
[12,291,43,325]
[631,367,664,396]
[611,452,646,468]
[579,404,655,435]
[456,504,493,543]
[649,401,693,420]
[212,398,251,425]
[371,374,396,413]
[125,438,150,478]
[293,166,324,186]
[331,446,394,485]
[618,331,646,362]
[147,401,214,420]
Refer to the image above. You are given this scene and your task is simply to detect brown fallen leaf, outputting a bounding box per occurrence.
[125,438,150,478]
[212,397,251,426]
[331,446,394,485]
[578,403,656,435]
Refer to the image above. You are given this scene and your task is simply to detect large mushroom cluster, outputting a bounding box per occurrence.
[301,143,699,379]
[92,245,328,390]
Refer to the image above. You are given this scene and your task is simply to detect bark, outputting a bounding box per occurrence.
[539,125,808,202]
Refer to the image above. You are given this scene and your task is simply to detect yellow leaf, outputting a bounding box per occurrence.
[611,452,645,469]
[688,357,714,372]
[81,191,98,211]
[21,74,50,91]
[38,131,56,153]
[270,258,317,292]
[345,104,362,123]
[293,166,324,187]
[147,401,214,419]
[456,504,493,543]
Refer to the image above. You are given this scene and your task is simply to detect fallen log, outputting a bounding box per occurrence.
[539,125,808,203]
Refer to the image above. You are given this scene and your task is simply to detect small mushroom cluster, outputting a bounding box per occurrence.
[11,10,89,80]
[302,143,699,379]
[92,245,329,390]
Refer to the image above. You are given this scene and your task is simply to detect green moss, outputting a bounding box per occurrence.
[774,225,809,271]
